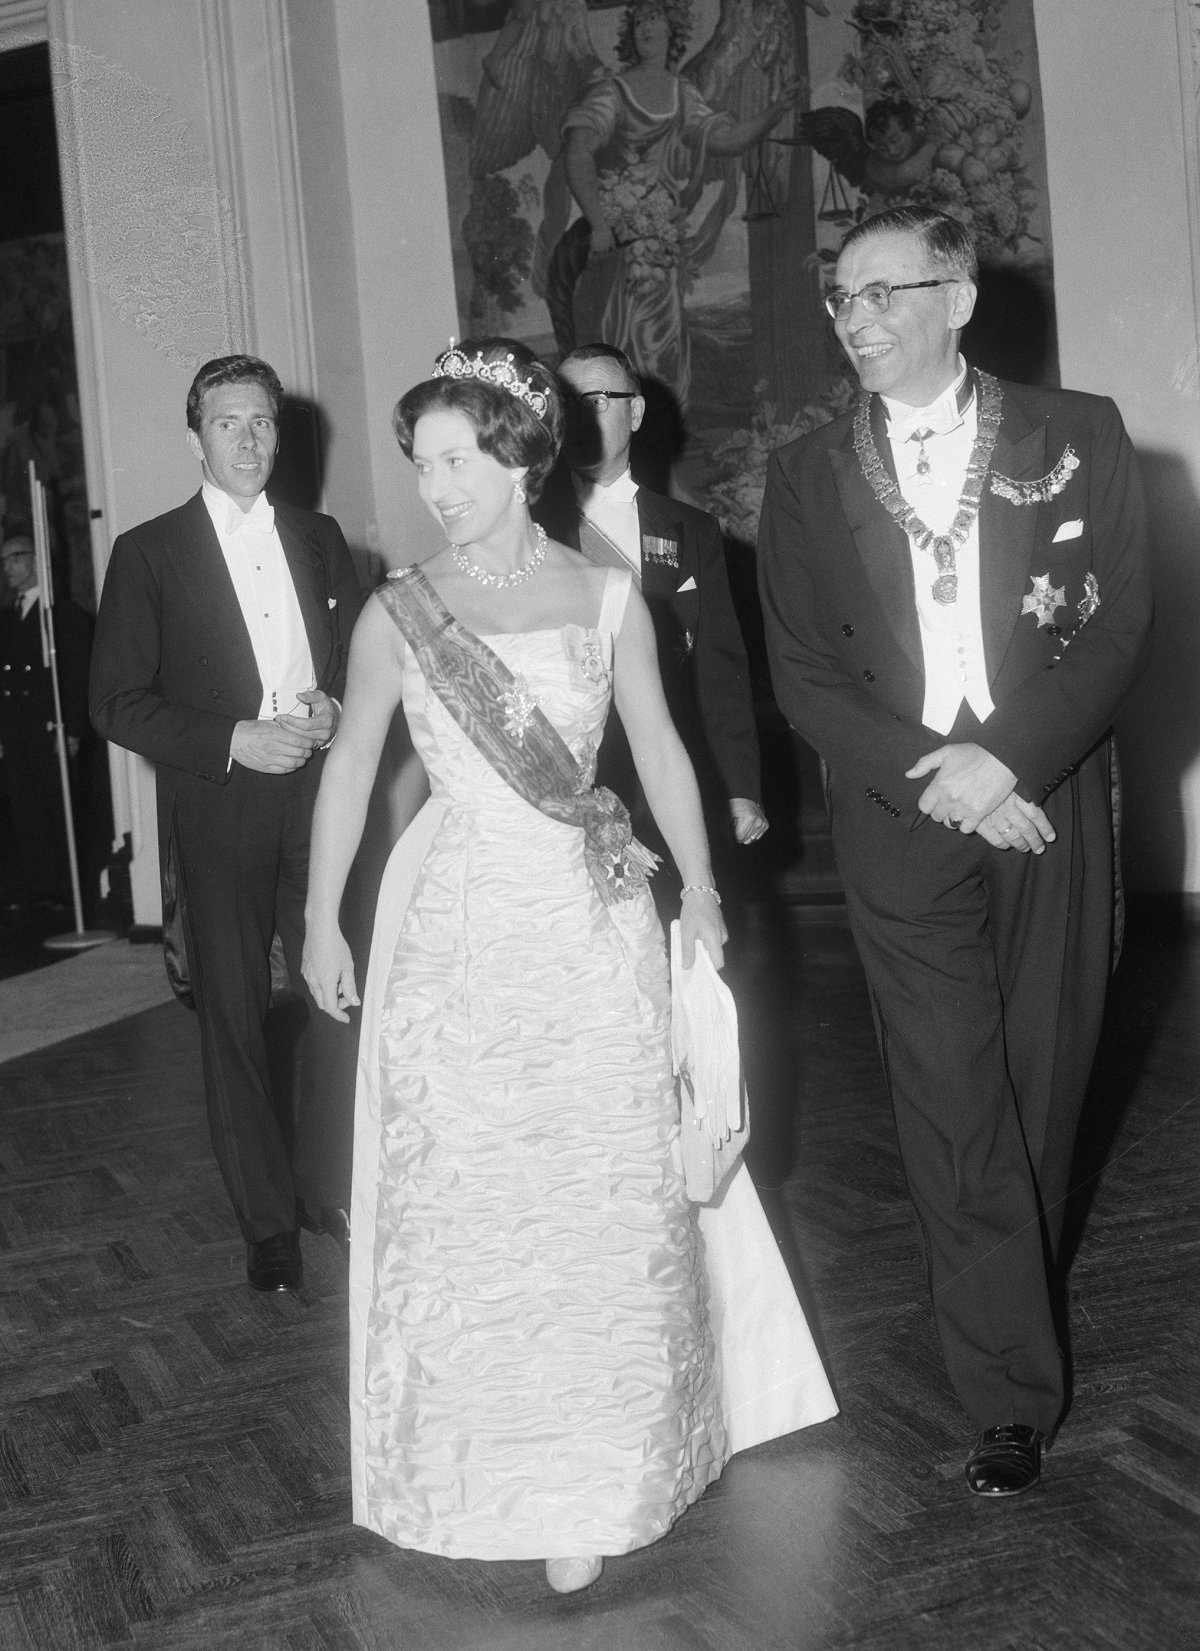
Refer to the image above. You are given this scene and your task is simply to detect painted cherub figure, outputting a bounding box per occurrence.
[863,98,937,192]
[796,95,936,203]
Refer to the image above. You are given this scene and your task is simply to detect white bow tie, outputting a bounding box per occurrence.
[886,373,974,445]
[888,398,967,445]
[226,496,275,537]
[583,472,639,508]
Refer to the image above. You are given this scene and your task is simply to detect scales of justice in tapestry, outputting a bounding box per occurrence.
[428,0,1055,539]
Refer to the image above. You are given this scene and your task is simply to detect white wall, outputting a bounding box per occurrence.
[327,0,458,571]
[1035,0,1200,895]
[286,0,459,575]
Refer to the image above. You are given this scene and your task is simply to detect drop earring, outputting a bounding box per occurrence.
[512,476,527,506]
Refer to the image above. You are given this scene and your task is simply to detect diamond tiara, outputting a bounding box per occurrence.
[432,347,550,420]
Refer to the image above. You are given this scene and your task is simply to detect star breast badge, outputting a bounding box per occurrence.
[1021,572,1066,629]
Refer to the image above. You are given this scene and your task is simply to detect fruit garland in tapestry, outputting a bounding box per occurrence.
[843,0,1038,258]
[709,0,1049,543]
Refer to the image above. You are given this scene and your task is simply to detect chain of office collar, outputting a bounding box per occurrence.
[853,369,1003,604]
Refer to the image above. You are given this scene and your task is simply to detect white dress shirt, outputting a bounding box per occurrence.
[574,469,641,573]
[882,361,996,736]
[18,586,40,621]
[201,481,314,720]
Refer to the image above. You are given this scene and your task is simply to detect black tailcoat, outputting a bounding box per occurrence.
[91,492,364,1239]
[759,378,1152,1431]
[537,474,761,822]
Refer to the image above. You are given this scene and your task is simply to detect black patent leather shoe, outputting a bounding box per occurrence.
[965,1424,1043,1496]
[247,1230,303,1292]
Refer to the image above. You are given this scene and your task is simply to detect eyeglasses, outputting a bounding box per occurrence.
[824,279,955,321]
[0,552,33,565]
[567,390,639,413]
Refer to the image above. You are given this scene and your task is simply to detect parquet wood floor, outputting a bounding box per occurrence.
[0,901,1195,1650]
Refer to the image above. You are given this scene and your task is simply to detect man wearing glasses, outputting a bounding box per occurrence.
[759,206,1151,1497]
[539,342,767,852]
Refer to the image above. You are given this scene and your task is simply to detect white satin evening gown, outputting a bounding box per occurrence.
[348,567,836,1561]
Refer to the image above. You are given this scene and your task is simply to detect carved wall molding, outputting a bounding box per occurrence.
[198,0,317,395]
[53,40,242,369]
[260,0,318,401]
[1176,0,1200,398]
[1186,0,1200,71]
[0,0,45,52]
[199,0,254,352]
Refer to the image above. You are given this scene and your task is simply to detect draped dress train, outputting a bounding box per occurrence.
[349,567,835,1561]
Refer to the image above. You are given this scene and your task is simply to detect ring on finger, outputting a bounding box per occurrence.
[945,817,963,830]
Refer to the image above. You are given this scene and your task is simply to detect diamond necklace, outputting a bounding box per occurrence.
[854,370,1003,606]
[451,522,547,589]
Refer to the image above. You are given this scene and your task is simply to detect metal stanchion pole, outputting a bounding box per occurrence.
[30,462,114,953]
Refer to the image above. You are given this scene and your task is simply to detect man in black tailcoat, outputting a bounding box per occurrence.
[758,207,1151,1495]
[537,343,766,852]
[90,355,363,1292]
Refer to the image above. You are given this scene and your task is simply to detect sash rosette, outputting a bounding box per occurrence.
[377,568,658,905]
[571,783,659,900]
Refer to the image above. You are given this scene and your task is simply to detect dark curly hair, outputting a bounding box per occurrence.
[615,0,693,72]
[186,354,283,432]
[392,337,563,503]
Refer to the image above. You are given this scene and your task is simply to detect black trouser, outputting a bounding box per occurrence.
[4,732,70,902]
[830,737,1113,1433]
[171,758,357,1243]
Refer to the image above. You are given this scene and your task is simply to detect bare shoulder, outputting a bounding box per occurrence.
[543,536,594,573]
[543,538,609,590]
[389,545,455,599]
[358,585,409,651]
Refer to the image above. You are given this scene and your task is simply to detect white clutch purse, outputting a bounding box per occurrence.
[670,921,750,1204]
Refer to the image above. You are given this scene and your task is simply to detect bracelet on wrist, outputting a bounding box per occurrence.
[680,884,721,906]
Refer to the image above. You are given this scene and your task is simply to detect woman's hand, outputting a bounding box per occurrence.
[302,922,360,1022]
[679,888,727,972]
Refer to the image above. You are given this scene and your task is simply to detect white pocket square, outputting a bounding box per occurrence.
[1052,519,1084,543]
[676,576,697,593]
[327,597,338,608]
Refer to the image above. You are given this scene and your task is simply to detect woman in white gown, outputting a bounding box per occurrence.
[303,338,834,1596]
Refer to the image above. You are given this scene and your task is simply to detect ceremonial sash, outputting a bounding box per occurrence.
[376,567,657,904]
[579,515,639,580]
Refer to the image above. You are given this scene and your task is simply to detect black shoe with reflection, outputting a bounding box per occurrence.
[247,1230,303,1292]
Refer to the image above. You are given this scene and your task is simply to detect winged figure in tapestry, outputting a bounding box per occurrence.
[459,0,813,406]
